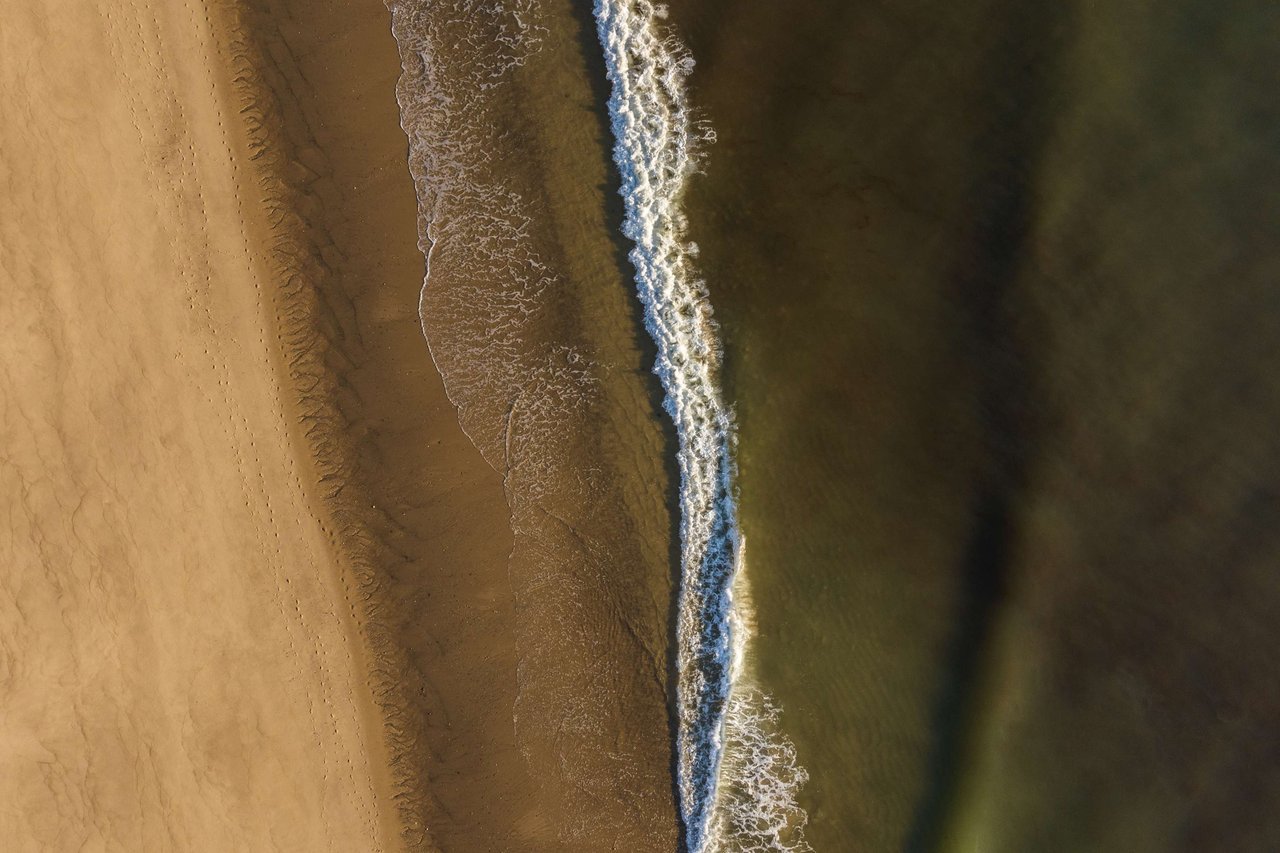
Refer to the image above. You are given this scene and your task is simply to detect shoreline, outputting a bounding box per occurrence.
[2,0,682,849]
[388,0,682,846]
[227,0,548,848]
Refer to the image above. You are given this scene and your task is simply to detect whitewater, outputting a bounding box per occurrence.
[593,2,811,850]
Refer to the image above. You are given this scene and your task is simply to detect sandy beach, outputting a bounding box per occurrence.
[1,0,681,847]
[0,0,526,848]
[0,0,406,848]
[0,0,396,847]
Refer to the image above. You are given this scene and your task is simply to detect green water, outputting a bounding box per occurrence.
[665,0,1280,850]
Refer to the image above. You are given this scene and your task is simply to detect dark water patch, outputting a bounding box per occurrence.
[968,3,1280,846]
[905,485,1014,853]
[906,4,1068,846]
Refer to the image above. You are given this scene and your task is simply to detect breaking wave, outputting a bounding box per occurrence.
[592,2,810,850]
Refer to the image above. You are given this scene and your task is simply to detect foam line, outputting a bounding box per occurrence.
[593,2,741,847]
[593,3,812,850]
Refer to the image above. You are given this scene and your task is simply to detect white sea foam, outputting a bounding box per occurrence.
[388,0,594,470]
[714,689,813,853]
[711,559,812,853]
[592,3,810,850]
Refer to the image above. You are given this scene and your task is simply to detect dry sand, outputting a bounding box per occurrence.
[0,0,391,848]
[0,0,529,849]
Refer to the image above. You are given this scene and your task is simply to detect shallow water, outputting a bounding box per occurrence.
[387,0,679,847]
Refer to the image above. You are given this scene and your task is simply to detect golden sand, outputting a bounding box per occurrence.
[0,0,403,847]
[0,0,525,847]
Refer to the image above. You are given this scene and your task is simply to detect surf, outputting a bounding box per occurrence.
[592,2,810,849]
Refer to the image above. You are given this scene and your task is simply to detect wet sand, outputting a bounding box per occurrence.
[226,0,543,848]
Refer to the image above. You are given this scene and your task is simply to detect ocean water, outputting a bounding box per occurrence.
[659,2,988,848]
[662,1,1280,851]
[387,0,813,847]
[594,3,811,850]
[388,0,1280,850]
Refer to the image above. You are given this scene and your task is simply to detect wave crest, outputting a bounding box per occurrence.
[592,2,809,850]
